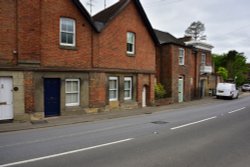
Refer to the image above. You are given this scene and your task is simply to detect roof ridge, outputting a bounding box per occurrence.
[93,0,158,44]
[154,29,185,46]
[72,0,98,31]
[93,0,130,31]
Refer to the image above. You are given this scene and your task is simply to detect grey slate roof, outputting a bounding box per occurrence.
[154,29,185,46]
[93,0,129,31]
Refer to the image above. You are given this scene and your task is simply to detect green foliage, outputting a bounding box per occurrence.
[212,53,226,71]
[217,67,228,80]
[155,83,166,99]
[212,50,248,86]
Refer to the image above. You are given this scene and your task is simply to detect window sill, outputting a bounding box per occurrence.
[109,99,118,102]
[66,103,80,107]
[60,45,78,51]
[126,53,135,57]
[124,98,133,101]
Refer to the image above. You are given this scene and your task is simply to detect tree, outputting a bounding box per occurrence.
[212,50,248,86]
[217,67,228,80]
[212,53,226,71]
[185,21,206,41]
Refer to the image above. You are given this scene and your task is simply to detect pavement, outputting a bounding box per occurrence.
[0,94,248,133]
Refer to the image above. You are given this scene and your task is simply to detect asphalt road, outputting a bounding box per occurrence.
[1,95,250,167]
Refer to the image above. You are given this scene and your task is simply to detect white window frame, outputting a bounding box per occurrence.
[201,53,206,64]
[127,32,135,54]
[109,77,118,101]
[60,17,76,47]
[124,77,132,100]
[65,79,80,106]
[179,48,185,65]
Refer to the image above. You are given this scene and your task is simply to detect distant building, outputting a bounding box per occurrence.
[155,29,217,103]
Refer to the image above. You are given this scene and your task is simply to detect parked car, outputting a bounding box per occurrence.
[242,84,250,92]
[216,83,239,99]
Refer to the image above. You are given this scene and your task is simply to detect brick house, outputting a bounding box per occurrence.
[155,29,215,103]
[184,40,216,98]
[91,0,158,110]
[0,0,157,121]
[155,30,195,103]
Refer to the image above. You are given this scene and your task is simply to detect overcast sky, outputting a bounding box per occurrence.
[81,0,250,62]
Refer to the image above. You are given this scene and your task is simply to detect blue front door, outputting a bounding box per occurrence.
[44,78,60,117]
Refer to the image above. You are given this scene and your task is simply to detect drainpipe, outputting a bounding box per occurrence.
[15,0,19,64]
[194,48,199,99]
[91,29,94,68]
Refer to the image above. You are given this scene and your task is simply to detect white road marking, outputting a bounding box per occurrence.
[228,107,246,114]
[0,138,134,167]
[171,116,217,130]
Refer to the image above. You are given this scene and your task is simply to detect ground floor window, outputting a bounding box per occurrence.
[65,79,80,106]
[124,77,132,100]
[109,77,118,101]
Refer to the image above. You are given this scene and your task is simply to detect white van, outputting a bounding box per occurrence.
[216,83,239,99]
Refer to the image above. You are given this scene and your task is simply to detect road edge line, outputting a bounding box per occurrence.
[0,138,134,167]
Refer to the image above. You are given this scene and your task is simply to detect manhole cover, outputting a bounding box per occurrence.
[151,121,168,124]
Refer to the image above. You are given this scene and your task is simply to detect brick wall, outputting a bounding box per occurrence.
[156,44,196,102]
[189,48,196,99]
[148,74,155,105]
[155,47,161,82]
[0,0,17,65]
[1,0,93,68]
[157,45,172,97]
[89,73,107,108]
[24,72,35,113]
[93,2,155,71]
[17,0,41,65]
[170,45,187,102]
[40,0,93,68]
[137,74,155,106]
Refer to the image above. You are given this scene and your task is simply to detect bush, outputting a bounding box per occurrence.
[155,83,166,99]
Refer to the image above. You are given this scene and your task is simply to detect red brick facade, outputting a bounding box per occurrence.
[156,44,195,102]
[0,0,156,119]
[90,1,156,108]
[193,48,214,97]
[17,0,41,65]
[24,72,35,113]
[156,39,215,103]
[89,72,107,108]
[93,2,155,71]
[40,0,93,68]
[0,0,17,65]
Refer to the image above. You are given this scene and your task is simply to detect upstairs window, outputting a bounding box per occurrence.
[127,32,135,54]
[201,53,206,64]
[179,48,185,65]
[124,77,132,100]
[60,18,75,46]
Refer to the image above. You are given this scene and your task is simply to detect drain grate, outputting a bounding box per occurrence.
[151,121,168,125]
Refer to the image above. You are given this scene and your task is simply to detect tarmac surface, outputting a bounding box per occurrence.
[0,94,248,133]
